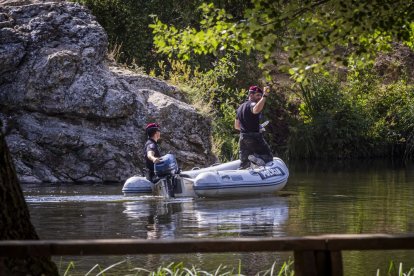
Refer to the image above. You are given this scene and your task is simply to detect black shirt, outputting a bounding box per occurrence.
[236,100,261,133]
[144,138,161,173]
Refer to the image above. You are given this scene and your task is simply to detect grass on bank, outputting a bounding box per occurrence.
[59,259,294,276]
[378,261,414,276]
[59,259,414,276]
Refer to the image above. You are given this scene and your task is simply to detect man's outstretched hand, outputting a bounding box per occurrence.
[263,86,271,97]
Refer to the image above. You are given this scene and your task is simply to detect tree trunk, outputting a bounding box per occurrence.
[0,122,58,275]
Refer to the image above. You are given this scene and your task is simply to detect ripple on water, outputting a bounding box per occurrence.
[24,195,151,203]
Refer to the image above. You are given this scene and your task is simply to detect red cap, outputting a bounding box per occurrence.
[146,123,160,130]
[248,86,263,94]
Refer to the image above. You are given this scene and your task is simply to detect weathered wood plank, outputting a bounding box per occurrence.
[330,251,343,276]
[324,234,414,250]
[315,251,330,275]
[294,251,318,276]
[294,250,343,276]
[0,234,413,258]
[0,238,326,257]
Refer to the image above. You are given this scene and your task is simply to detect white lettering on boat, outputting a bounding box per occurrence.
[258,167,284,179]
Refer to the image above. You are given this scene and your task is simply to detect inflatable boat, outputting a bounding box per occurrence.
[122,154,289,198]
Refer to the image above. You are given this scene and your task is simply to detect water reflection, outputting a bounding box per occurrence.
[192,197,288,237]
[122,199,185,239]
[122,196,288,239]
[22,159,414,275]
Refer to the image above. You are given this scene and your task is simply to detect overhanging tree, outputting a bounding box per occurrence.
[72,0,251,71]
[150,0,414,82]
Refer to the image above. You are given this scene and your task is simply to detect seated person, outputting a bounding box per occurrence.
[144,123,161,182]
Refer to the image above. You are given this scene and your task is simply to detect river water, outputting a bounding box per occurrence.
[22,160,414,275]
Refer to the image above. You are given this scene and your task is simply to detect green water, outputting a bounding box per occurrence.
[23,159,414,275]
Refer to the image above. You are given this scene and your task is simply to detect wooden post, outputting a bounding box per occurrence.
[294,251,318,276]
[0,258,4,274]
[294,250,343,276]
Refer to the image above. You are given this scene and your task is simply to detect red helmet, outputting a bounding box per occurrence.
[146,123,160,130]
[248,85,263,94]
[146,123,160,137]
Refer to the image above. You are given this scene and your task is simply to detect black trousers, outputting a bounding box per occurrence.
[145,170,157,183]
[239,132,273,169]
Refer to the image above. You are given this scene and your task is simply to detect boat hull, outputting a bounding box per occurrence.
[193,158,289,198]
[121,176,152,195]
[122,157,289,198]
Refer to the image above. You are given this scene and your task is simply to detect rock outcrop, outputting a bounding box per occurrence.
[0,0,215,183]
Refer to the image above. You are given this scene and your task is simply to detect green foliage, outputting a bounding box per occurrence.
[72,0,250,71]
[153,54,246,161]
[345,69,414,158]
[63,261,75,276]
[150,0,414,82]
[288,74,371,159]
[256,258,294,276]
[61,259,127,276]
[72,0,414,161]
[150,3,249,61]
[375,261,414,276]
[287,70,414,160]
[365,81,414,158]
[60,260,294,275]
[71,0,205,69]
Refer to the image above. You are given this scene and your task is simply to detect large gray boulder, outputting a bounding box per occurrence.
[0,0,215,183]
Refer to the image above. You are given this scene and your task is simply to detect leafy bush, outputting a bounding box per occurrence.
[364,80,414,158]
[287,70,414,160]
[72,0,251,72]
[287,74,371,159]
[71,0,204,69]
[153,54,247,161]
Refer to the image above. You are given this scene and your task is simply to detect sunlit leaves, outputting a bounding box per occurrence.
[404,22,414,49]
[150,3,252,61]
[151,0,414,82]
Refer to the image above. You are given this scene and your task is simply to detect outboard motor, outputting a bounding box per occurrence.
[154,154,179,197]
[154,154,179,177]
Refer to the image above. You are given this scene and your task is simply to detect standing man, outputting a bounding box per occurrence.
[144,122,162,181]
[235,85,273,169]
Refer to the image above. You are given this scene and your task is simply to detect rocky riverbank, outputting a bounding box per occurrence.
[0,0,215,183]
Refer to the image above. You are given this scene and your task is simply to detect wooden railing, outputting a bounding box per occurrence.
[1,234,414,276]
